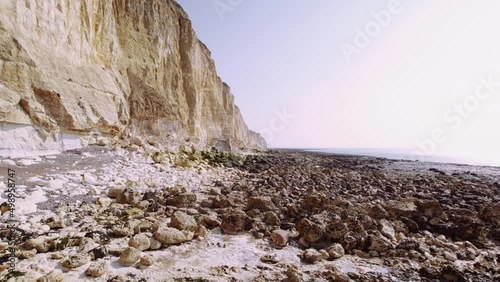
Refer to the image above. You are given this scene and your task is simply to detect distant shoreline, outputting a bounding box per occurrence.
[271,147,500,168]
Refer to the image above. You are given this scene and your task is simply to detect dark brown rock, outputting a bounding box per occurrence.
[220,210,252,234]
[247,196,276,211]
[166,193,197,208]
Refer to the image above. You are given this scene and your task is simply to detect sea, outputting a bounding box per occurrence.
[279,148,500,168]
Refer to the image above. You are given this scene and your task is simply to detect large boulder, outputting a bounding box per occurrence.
[119,247,141,266]
[128,233,151,251]
[271,229,291,248]
[170,211,197,232]
[247,196,277,211]
[166,193,197,208]
[154,227,188,245]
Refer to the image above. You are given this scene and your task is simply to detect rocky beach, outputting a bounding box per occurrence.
[0,145,498,281]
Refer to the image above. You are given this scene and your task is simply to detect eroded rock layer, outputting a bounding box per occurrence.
[0,0,265,154]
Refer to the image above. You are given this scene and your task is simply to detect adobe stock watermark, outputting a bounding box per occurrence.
[213,0,244,21]
[259,108,296,145]
[415,74,500,155]
[340,0,403,63]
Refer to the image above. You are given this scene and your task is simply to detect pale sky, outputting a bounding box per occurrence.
[176,0,500,162]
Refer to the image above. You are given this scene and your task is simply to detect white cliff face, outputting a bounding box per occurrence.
[0,0,265,155]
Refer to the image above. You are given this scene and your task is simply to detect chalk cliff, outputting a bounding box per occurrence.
[0,0,265,155]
